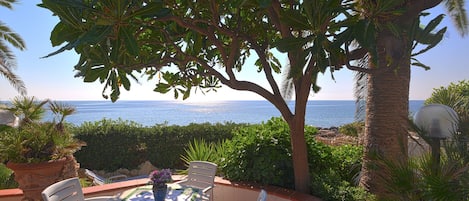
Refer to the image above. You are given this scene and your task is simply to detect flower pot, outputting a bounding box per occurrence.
[152,184,168,201]
[6,156,79,201]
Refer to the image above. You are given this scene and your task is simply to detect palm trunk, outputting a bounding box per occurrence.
[359,31,411,198]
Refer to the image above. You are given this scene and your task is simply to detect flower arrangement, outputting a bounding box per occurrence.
[149,169,173,188]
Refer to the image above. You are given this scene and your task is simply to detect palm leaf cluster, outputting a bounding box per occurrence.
[0,0,26,95]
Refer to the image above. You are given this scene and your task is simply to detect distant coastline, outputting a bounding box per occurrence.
[2,100,425,128]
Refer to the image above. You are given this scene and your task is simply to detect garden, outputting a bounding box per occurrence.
[1,80,469,200]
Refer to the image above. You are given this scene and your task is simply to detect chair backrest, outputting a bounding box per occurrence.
[42,177,85,201]
[257,189,267,201]
[84,169,105,185]
[185,161,217,189]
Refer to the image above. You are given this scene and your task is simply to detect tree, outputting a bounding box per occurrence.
[0,0,26,96]
[377,81,469,200]
[39,0,364,193]
[345,0,467,198]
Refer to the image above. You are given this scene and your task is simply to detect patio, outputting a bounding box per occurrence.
[0,175,321,201]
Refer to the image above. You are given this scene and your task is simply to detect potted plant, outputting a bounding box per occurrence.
[0,96,85,201]
[149,169,173,201]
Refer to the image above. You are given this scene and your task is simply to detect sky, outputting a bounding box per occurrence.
[0,1,468,102]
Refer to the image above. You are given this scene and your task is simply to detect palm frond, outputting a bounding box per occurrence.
[0,21,26,50]
[0,0,17,9]
[0,40,26,95]
[0,40,16,66]
[0,5,27,95]
[353,53,369,122]
[444,0,469,36]
[0,63,26,95]
[280,63,294,100]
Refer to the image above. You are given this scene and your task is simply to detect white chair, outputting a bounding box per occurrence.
[84,169,128,185]
[175,161,218,201]
[257,189,267,201]
[41,177,115,201]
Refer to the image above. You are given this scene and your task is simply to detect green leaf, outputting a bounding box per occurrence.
[118,70,131,90]
[119,28,139,56]
[273,37,308,52]
[182,88,191,100]
[154,83,171,93]
[80,25,113,45]
[41,39,80,58]
[422,14,445,37]
[411,58,431,70]
[280,10,310,30]
[43,25,112,58]
[110,37,121,62]
[41,0,92,28]
[413,27,446,56]
[173,89,179,99]
[129,2,170,18]
[84,67,110,82]
[257,0,272,8]
[50,22,80,47]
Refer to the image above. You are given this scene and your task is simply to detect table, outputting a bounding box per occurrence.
[118,183,201,201]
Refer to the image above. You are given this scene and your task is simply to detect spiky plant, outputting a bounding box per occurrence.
[0,96,85,163]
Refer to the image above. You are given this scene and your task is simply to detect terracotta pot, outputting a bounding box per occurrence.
[6,156,79,201]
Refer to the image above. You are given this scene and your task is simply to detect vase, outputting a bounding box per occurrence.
[152,184,167,201]
[6,156,79,201]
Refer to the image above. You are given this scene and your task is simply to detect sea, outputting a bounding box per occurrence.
[34,100,425,128]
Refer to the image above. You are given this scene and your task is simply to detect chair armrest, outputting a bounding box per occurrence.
[173,178,188,185]
[107,174,128,182]
[201,185,213,193]
[84,196,117,201]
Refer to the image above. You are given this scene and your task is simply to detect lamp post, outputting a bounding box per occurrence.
[413,104,459,172]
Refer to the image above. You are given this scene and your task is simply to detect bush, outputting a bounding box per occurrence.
[339,122,365,137]
[72,119,148,171]
[72,119,240,171]
[311,145,370,201]
[0,163,17,189]
[219,117,370,199]
[330,145,363,184]
[220,117,301,188]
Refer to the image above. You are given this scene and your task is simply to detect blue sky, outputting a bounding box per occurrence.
[1,1,468,101]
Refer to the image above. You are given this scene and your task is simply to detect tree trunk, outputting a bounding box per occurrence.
[359,31,411,199]
[289,114,310,194]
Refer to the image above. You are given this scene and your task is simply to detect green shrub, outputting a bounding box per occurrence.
[339,122,365,137]
[220,117,298,188]
[0,163,17,189]
[72,119,240,171]
[72,118,148,171]
[311,170,375,201]
[311,145,370,201]
[179,138,225,174]
[330,145,363,184]
[219,117,369,199]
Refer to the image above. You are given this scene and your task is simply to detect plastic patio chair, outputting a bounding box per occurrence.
[175,161,218,201]
[257,189,267,201]
[84,169,128,185]
[41,177,115,201]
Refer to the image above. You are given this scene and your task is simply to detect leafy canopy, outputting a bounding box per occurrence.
[39,0,359,102]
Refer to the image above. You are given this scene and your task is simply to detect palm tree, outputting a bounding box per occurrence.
[0,0,26,96]
[351,0,468,198]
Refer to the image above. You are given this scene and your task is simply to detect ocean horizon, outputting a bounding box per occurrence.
[30,100,425,128]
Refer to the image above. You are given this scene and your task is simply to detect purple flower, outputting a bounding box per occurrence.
[149,169,173,188]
